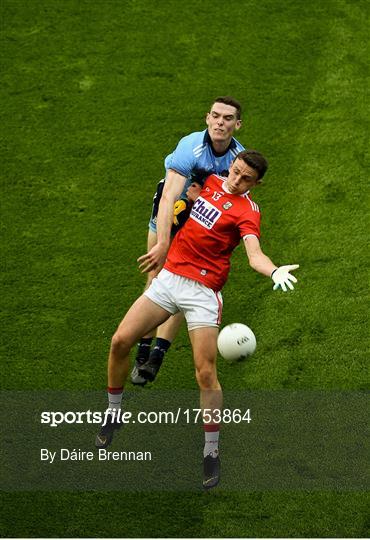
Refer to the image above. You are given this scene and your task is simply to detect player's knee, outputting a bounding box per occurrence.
[195,365,217,390]
[110,331,132,358]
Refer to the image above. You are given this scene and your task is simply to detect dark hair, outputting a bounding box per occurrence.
[211,96,242,119]
[236,150,268,179]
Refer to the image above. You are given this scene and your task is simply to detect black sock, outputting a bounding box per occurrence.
[150,338,171,363]
[155,338,171,353]
[136,337,153,362]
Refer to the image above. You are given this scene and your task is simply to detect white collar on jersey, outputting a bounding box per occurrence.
[222,180,250,197]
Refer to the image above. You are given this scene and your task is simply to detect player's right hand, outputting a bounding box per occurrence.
[271,264,299,292]
[137,242,169,274]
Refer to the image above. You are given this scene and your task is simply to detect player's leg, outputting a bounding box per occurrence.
[131,177,167,384]
[131,228,160,385]
[95,294,171,448]
[189,326,222,421]
[138,311,184,382]
[188,326,222,489]
[108,295,170,387]
[179,278,223,488]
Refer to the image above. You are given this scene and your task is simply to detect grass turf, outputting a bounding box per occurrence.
[1,0,369,537]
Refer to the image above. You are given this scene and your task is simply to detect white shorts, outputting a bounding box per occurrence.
[144,269,223,331]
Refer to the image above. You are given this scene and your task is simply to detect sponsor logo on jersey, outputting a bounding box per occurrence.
[190,197,221,229]
[223,202,233,210]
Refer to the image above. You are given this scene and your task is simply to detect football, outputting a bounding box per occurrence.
[217,323,256,361]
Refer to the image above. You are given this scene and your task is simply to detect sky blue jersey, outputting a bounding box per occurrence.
[164,129,245,187]
[149,129,245,232]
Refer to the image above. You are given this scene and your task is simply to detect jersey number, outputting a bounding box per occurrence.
[212,191,223,201]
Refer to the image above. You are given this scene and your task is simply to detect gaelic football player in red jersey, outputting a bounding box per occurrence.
[95,150,299,489]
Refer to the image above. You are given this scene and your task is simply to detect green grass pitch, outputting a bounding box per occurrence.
[1,0,369,537]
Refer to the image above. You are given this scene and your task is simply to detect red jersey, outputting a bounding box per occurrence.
[164,174,261,291]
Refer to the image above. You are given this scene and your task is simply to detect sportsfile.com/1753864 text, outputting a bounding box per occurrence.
[40,408,252,427]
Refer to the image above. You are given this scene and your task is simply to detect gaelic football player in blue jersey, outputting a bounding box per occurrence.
[132,96,245,385]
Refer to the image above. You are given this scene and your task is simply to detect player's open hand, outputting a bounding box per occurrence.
[137,243,168,273]
[271,264,299,292]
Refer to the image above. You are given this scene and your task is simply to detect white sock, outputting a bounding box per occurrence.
[204,425,220,457]
[107,386,123,413]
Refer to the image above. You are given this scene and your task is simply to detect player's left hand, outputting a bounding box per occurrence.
[137,242,169,273]
[271,264,299,292]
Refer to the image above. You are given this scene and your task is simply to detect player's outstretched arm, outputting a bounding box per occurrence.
[138,169,186,273]
[243,235,299,292]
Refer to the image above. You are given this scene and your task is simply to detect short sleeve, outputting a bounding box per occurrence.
[238,210,261,239]
[165,134,197,177]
